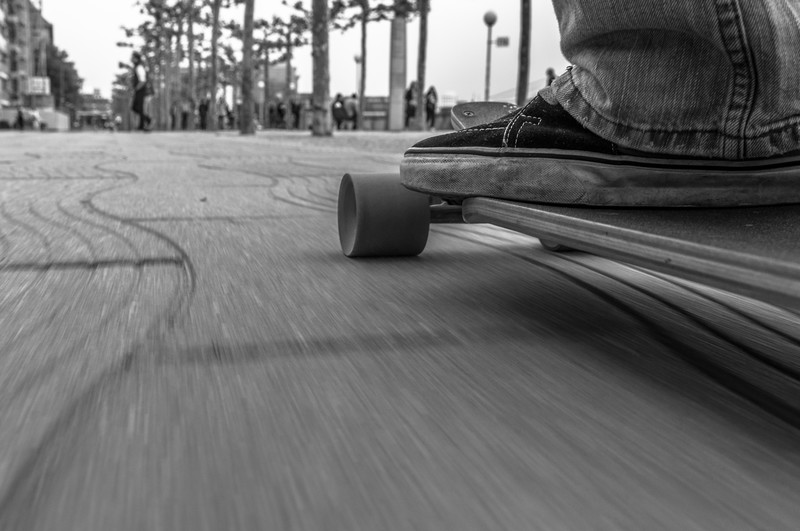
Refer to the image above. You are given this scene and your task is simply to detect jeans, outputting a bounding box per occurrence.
[542,0,800,160]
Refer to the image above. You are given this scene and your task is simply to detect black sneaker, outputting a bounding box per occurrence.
[400,95,800,207]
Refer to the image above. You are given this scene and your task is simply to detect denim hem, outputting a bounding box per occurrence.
[549,68,800,160]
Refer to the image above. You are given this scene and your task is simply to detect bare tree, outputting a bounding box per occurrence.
[311,0,332,136]
[516,0,531,107]
[240,0,255,134]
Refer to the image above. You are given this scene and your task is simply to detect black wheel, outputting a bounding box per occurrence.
[539,239,573,252]
[338,173,430,257]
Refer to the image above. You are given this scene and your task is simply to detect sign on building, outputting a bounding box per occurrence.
[28,77,51,96]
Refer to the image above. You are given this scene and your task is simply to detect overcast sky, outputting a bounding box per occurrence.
[43,0,567,101]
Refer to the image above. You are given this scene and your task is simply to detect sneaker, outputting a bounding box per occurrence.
[400,95,800,207]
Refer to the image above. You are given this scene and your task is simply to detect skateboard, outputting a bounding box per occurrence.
[337,103,800,310]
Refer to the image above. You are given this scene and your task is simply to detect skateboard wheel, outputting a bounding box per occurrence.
[539,239,573,252]
[338,173,430,257]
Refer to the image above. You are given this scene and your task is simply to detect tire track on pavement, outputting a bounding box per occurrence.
[0,152,198,518]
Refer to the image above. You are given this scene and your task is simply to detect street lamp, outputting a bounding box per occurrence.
[482,11,509,101]
[354,55,362,95]
[484,11,497,101]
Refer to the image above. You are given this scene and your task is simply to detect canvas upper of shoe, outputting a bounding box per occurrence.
[407,95,618,155]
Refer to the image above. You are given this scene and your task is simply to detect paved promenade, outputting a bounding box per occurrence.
[1,130,800,530]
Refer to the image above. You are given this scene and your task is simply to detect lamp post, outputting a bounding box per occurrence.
[354,54,362,95]
[483,11,497,101]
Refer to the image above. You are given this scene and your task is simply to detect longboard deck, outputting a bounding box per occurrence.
[451,102,518,130]
[463,198,800,309]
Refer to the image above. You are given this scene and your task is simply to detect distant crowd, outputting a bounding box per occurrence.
[125,51,557,134]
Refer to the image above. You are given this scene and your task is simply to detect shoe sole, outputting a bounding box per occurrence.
[400,148,800,207]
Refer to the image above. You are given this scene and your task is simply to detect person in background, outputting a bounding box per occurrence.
[331,93,347,130]
[227,105,235,130]
[424,86,438,130]
[277,100,288,129]
[217,95,228,130]
[130,52,152,131]
[198,95,209,130]
[404,81,418,129]
[268,101,278,129]
[344,94,359,130]
[14,107,24,130]
[291,98,302,130]
[181,96,193,130]
[545,68,556,87]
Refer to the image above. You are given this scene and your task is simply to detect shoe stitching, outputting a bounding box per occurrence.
[514,118,542,148]
[457,126,506,134]
[503,108,526,147]
[504,99,542,147]
[514,123,530,148]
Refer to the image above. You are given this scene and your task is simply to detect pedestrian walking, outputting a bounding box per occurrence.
[268,101,278,128]
[331,94,347,130]
[198,95,209,130]
[545,68,556,87]
[344,94,358,130]
[130,52,152,131]
[424,86,438,130]
[217,95,228,130]
[291,99,302,130]
[404,81,418,129]
[180,96,193,130]
[14,107,24,130]
[277,101,288,129]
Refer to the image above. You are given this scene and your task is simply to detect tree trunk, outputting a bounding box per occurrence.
[263,49,270,126]
[516,0,531,107]
[172,25,182,129]
[232,77,239,129]
[154,11,164,129]
[285,34,293,129]
[388,1,407,131]
[311,0,332,136]
[414,0,428,131]
[187,0,196,129]
[208,0,222,131]
[241,0,255,135]
[357,1,367,130]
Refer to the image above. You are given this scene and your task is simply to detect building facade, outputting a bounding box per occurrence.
[0,0,9,106]
[0,0,51,109]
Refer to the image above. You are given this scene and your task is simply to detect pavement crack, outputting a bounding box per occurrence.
[0,257,183,272]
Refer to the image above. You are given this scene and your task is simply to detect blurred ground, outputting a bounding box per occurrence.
[1,130,800,530]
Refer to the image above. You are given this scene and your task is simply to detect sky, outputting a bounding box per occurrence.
[42,0,568,101]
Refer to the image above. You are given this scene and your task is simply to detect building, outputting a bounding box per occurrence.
[76,89,112,129]
[0,1,9,106]
[0,0,52,109]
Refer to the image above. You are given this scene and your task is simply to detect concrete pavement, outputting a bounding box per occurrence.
[1,130,800,530]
